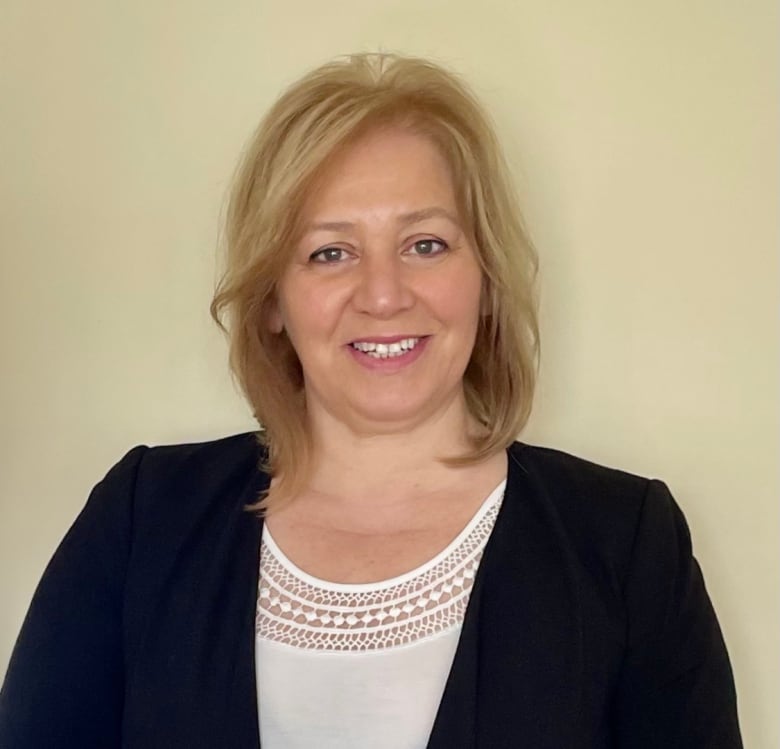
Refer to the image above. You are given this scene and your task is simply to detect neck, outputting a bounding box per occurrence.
[303,395,481,502]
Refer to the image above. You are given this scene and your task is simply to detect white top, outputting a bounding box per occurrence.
[255,480,506,749]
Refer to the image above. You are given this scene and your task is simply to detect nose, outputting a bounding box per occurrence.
[351,250,414,318]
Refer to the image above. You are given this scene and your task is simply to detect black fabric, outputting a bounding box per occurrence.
[0,433,742,748]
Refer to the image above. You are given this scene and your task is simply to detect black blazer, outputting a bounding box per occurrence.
[0,433,742,748]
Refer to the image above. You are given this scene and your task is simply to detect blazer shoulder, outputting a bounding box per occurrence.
[137,430,264,476]
[128,431,268,521]
[501,445,741,744]
[509,441,653,509]
[506,441,676,585]
[520,437,665,488]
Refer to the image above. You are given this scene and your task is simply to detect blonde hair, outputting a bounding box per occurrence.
[211,52,539,509]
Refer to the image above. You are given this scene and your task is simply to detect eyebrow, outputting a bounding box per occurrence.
[305,206,461,234]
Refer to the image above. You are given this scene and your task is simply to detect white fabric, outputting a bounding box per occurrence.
[255,480,506,749]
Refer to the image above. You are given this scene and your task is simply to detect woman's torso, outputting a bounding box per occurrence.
[255,454,508,748]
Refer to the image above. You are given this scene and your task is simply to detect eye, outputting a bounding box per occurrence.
[309,246,350,264]
[407,238,448,257]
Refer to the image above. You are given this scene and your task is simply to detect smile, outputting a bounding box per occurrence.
[350,338,421,359]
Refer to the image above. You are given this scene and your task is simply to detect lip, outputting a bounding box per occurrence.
[347,334,426,345]
[345,335,430,372]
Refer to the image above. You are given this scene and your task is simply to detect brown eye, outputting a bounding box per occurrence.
[310,247,348,263]
[409,239,447,256]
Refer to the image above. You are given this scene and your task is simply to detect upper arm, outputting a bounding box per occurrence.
[613,479,742,748]
[0,446,147,749]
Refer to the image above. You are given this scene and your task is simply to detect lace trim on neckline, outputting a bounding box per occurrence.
[256,481,505,652]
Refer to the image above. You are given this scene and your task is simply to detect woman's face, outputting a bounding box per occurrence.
[271,126,483,435]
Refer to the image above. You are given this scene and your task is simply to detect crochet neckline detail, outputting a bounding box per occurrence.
[256,480,505,652]
[262,480,506,592]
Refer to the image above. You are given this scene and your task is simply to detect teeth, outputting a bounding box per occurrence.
[351,338,420,359]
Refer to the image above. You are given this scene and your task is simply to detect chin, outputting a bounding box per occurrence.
[356,408,425,428]
[349,394,458,434]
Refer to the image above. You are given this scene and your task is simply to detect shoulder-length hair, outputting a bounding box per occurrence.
[211,52,539,511]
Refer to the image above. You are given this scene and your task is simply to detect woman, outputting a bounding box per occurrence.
[0,53,741,748]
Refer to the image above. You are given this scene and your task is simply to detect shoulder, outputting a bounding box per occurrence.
[508,442,668,515]
[126,430,267,523]
[98,430,264,483]
[508,441,650,499]
[82,432,267,541]
[505,441,684,586]
[496,447,740,742]
[507,441,657,524]
[131,431,265,494]
[86,433,268,614]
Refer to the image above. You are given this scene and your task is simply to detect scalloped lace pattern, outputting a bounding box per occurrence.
[256,485,504,652]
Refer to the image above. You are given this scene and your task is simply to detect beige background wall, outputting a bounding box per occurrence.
[1,0,777,744]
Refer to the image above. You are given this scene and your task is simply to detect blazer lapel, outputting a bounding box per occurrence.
[220,469,267,749]
[425,567,482,749]
[427,444,584,748]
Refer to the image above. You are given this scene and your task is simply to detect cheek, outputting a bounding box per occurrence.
[430,266,483,325]
[278,280,346,342]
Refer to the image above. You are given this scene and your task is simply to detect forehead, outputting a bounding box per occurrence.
[301,127,459,221]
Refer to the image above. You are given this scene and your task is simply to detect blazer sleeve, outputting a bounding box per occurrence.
[0,446,147,749]
[612,479,742,748]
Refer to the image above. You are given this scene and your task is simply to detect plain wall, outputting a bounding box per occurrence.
[1,1,777,745]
